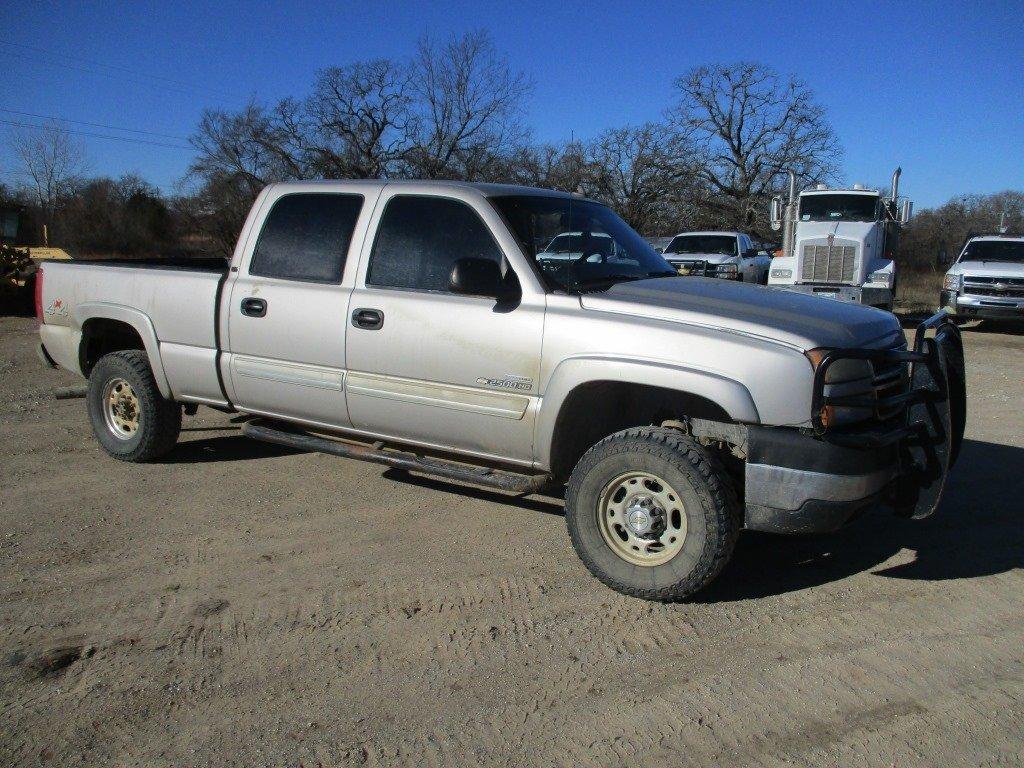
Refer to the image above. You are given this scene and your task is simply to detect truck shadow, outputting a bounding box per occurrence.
[160,434,302,463]
[696,438,1024,603]
[379,468,566,517]
[160,432,1021,599]
[964,320,1024,335]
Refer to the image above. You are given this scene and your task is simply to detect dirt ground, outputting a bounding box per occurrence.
[1,313,1022,767]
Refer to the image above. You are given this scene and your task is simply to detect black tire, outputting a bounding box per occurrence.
[566,427,740,602]
[86,350,181,462]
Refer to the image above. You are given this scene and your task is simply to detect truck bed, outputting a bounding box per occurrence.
[38,259,229,406]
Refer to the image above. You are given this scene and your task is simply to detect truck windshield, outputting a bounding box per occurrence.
[960,240,1024,263]
[664,235,736,256]
[490,195,675,292]
[799,194,878,222]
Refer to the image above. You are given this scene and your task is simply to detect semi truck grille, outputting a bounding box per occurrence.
[801,243,856,283]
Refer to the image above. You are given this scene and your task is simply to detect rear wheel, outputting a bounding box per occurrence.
[86,350,181,462]
[566,427,740,601]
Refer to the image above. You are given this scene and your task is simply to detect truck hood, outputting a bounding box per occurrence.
[796,220,877,241]
[663,252,736,265]
[581,277,902,350]
[948,260,1024,278]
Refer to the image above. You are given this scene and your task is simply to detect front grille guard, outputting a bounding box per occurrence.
[810,311,961,448]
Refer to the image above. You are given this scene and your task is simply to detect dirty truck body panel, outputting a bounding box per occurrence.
[38,180,965,597]
[38,261,225,404]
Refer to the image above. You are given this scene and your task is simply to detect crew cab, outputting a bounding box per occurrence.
[36,181,966,601]
[941,235,1024,321]
[662,231,770,283]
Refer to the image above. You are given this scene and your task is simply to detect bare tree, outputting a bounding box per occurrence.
[671,63,841,230]
[189,101,301,194]
[406,30,532,179]
[582,123,701,234]
[304,59,414,178]
[9,124,86,229]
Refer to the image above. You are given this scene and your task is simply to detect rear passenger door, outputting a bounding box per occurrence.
[225,189,374,428]
[344,191,545,464]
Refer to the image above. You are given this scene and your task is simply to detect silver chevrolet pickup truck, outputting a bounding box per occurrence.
[36,181,967,601]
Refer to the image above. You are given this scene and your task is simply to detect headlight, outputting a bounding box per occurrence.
[805,347,876,429]
[715,263,738,277]
[942,273,962,291]
[770,268,792,279]
[867,271,893,286]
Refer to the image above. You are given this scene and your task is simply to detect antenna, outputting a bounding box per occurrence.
[567,130,577,293]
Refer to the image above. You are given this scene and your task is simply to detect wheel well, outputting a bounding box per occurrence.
[79,318,146,377]
[548,381,732,480]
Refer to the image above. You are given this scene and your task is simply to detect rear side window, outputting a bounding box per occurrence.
[249,193,363,282]
[367,196,503,292]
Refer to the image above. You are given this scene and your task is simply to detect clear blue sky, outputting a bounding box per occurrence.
[2,0,1022,208]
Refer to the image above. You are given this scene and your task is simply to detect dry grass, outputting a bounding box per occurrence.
[896,269,943,313]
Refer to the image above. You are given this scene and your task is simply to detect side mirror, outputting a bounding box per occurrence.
[900,200,913,224]
[449,257,509,299]
[770,197,783,231]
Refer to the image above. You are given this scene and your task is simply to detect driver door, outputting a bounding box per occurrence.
[344,190,545,464]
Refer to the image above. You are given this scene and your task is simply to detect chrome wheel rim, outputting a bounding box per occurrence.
[102,378,140,440]
[597,471,687,567]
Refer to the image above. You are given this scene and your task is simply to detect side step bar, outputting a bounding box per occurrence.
[242,419,551,494]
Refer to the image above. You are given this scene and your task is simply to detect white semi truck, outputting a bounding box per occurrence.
[767,169,913,310]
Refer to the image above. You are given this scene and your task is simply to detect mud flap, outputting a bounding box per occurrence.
[895,325,964,520]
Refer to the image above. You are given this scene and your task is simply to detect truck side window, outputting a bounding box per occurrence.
[249,193,363,283]
[367,196,503,292]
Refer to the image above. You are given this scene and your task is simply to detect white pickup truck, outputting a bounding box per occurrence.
[661,231,771,283]
[940,235,1024,322]
[36,181,966,601]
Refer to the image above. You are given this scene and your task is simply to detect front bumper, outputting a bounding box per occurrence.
[942,290,1024,319]
[746,310,965,533]
[770,283,893,308]
[744,426,896,533]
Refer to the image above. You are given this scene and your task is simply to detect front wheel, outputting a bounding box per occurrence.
[565,427,740,601]
[86,350,181,462]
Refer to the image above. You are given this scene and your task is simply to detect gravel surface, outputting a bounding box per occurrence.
[1,314,1022,767]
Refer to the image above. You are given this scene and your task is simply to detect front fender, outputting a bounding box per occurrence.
[533,356,759,470]
[74,302,172,398]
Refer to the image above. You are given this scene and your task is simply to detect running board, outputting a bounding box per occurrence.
[242,419,551,494]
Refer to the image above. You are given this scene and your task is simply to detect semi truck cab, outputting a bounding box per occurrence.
[768,170,913,311]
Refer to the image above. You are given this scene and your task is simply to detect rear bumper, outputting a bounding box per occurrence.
[943,291,1024,319]
[770,283,893,308]
[37,341,58,369]
[744,425,896,533]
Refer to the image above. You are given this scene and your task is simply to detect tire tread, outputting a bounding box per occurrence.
[566,426,740,602]
[88,350,181,462]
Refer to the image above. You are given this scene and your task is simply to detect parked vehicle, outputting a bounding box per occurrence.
[940,234,1024,321]
[536,231,621,287]
[36,180,966,601]
[662,231,770,283]
[644,236,673,254]
[768,170,912,310]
